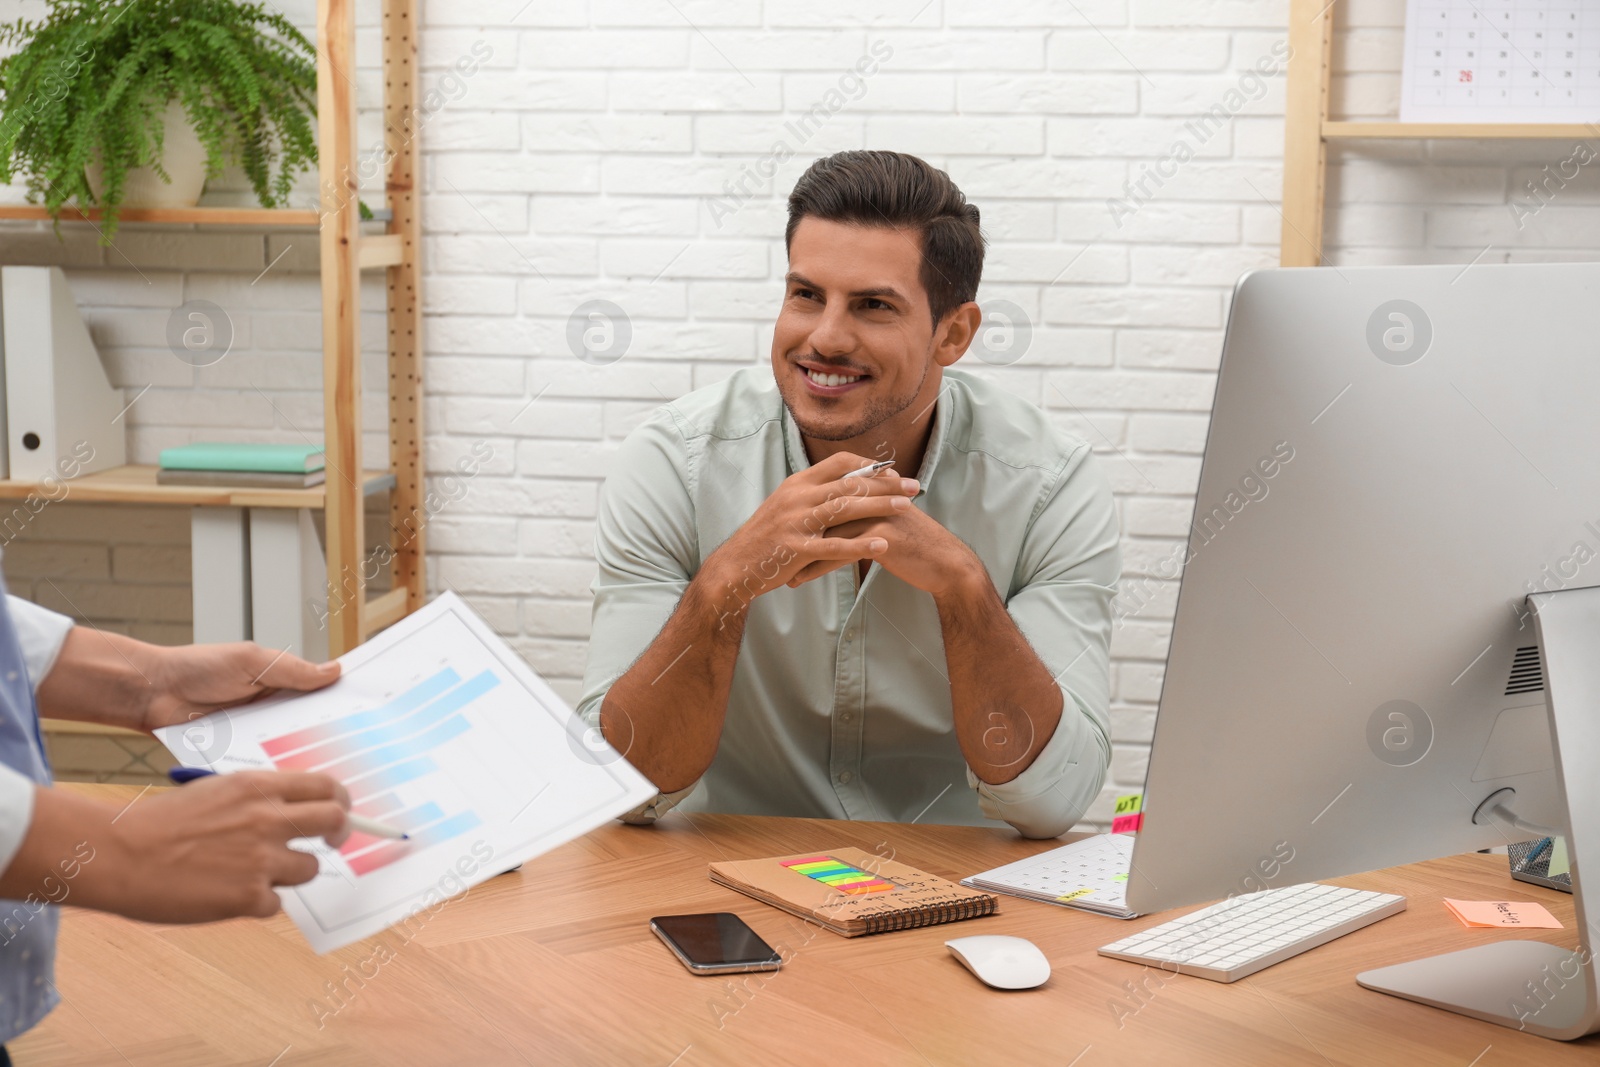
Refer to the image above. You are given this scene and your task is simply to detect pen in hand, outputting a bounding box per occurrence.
[841,459,894,480]
[167,767,410,840]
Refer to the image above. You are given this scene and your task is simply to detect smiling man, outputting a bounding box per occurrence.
[577,150,1119,838]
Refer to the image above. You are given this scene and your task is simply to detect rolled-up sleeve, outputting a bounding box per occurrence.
[0,763,37,875]
[577,411,704,823]
[966,444,1121,839]
[7,596,74,693]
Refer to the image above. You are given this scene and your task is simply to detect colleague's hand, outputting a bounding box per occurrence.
[142,642,341,733]
[788,505,987,598]
[35,629,344,737]
[103,771,350,923]
[703,450,920,601]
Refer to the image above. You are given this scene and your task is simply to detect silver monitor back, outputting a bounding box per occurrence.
[1125,262,1599,914]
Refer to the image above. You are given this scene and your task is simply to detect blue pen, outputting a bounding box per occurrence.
[166,767,409,840]
[1510,836,1552,876]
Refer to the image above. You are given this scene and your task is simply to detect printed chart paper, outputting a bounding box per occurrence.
[1401,0,1600,123]
[155,592,656,952]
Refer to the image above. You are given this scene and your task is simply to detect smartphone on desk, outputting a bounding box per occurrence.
[650,913,783,976]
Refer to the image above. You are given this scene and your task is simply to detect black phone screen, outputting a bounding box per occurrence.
[650,912,780,967]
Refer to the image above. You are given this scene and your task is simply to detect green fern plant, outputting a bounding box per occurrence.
[0,0,318,240]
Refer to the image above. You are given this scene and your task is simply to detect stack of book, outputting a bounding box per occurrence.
[157,443,326,489]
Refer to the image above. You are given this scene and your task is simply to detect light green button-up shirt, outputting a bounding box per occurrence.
[577,366,1120,839]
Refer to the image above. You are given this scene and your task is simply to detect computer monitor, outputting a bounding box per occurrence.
[1124,262,1598,1038]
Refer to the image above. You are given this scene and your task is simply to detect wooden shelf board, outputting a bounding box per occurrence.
[1325,121,1600,140]
[0,465,394,509]
[0,204,322,227]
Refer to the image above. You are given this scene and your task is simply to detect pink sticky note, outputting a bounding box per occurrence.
[1443,898,1563,929]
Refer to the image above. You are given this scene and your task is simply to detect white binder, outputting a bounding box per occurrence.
[0,266,126,480]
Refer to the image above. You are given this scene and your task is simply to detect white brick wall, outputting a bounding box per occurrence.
[3,0,1599,825]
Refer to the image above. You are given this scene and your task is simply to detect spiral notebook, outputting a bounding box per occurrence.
[708,848,999,937]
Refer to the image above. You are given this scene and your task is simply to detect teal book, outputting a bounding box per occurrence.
[159,442,326,474]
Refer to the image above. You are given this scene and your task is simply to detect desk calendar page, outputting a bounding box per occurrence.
[1401,0,1600,122]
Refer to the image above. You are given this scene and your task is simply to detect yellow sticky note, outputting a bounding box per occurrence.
[1443,898,1563,929]
[1114,793,1143,816]
[1549,836,1571,879]
[1056,888,1094,903]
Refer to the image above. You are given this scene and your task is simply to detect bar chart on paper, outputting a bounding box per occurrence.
[261,666,498,876]
[154,593,658,952]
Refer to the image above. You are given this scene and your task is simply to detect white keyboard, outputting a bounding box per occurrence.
[1098,882,1406,983]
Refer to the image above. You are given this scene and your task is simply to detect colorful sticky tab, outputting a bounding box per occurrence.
[1443,898,1564,929]
[1112,793,1143,834]
[1112,813,1144,834]
[1056,888,1095,903]
[782,856,897,895]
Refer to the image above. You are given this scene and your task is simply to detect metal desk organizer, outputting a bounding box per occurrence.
[1510,836,1573,894]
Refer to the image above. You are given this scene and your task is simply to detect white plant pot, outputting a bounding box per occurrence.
[85,99,207,209]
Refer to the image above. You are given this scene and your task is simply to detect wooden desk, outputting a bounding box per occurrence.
[15,784,1597,1066]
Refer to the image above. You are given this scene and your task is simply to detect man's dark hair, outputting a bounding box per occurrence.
[785,150,985,327]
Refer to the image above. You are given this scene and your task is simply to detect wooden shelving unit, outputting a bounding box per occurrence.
[1279,0,1597,266]
[0,0,425,658]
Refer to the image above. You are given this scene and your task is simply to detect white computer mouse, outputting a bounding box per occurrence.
[945,935,1051,990]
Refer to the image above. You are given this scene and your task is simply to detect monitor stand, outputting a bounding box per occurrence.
[1357,586,1600,1040]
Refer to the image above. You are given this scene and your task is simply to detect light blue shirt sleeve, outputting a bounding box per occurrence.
[0,596,71,875]
[0,587,64,1042]
[577,412,704,822]
[966,445,1120,839]
[0,596,71,874]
